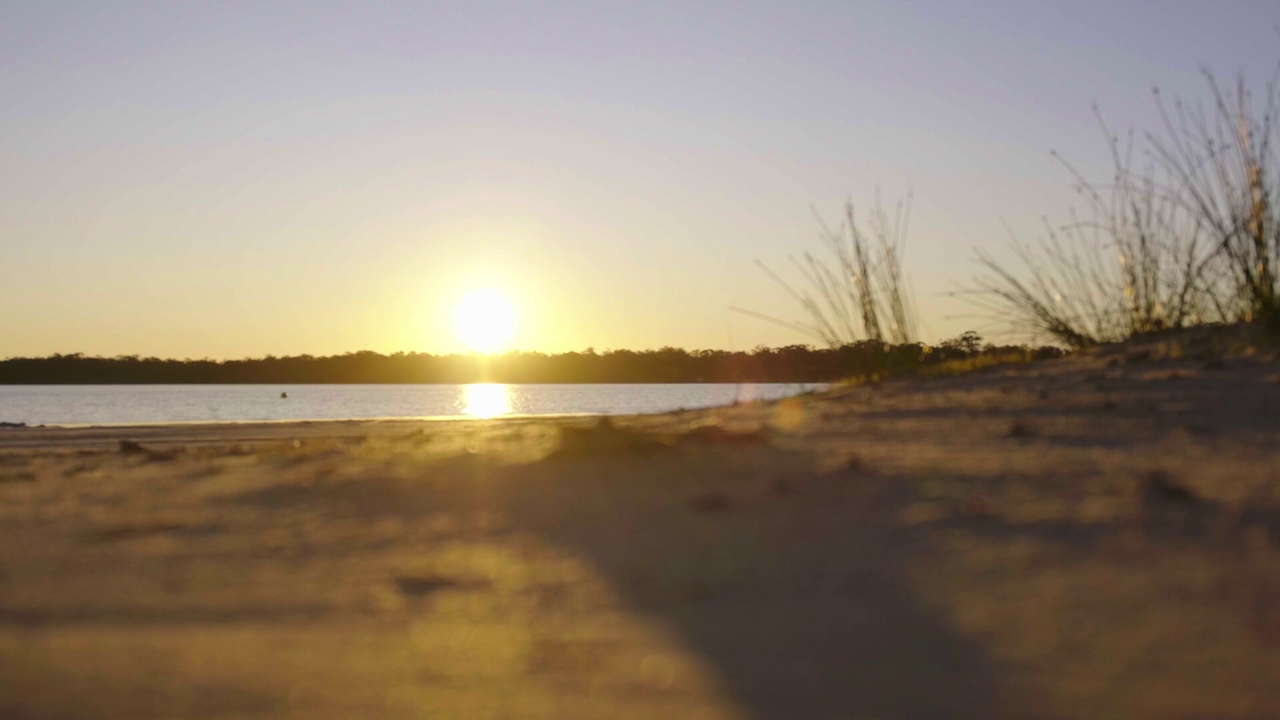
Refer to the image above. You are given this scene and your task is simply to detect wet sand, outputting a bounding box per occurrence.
[3,329,1280,719]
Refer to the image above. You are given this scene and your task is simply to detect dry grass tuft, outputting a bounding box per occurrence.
[736,193,917,347]
[967,63,1280,346]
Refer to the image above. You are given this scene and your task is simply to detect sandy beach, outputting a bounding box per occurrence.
[3,329,1280,719]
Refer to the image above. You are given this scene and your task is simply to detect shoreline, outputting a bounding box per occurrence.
[0,412,602,433]
[0,382,828,430]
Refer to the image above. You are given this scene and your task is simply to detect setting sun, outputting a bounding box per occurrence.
[453,288,517,354]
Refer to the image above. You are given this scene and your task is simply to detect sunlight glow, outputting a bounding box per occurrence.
[461,383,512,419]
[454,288,517,354]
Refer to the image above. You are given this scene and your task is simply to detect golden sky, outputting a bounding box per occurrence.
[2,2,1277,358]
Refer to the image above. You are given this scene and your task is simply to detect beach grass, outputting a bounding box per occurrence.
[736,193,918,348]
[966,65,1280,348]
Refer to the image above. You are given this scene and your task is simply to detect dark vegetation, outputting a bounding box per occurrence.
[0,334,1060,385]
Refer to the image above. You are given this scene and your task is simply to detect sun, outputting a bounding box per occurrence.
[453,287,517,354]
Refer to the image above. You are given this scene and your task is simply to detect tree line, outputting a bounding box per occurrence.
[0,334,1062,385]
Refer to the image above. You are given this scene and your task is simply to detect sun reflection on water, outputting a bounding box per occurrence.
[460,383,512,419]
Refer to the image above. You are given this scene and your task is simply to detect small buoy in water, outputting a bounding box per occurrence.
[281,392,288,399]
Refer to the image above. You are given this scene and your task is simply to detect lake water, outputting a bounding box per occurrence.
[0,383,826,426]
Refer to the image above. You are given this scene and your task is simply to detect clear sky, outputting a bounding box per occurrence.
[2,1,1277,358]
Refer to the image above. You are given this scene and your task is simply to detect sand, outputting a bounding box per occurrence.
[2,328,1280,719]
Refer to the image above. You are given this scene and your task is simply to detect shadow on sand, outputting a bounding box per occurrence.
[443,434,1017,718]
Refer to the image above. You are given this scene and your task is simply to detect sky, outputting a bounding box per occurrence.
[2,1,1278,359]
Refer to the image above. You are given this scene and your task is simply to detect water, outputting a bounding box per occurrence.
[0,383,826,426]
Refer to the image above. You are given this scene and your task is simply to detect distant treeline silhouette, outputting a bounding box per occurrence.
[0,335,1063,385]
